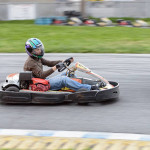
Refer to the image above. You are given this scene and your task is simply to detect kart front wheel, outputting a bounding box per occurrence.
[5,86,19,92]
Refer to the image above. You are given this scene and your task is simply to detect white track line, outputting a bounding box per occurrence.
[0,129,150,141]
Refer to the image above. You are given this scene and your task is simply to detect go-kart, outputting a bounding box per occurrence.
[0,58,119,104]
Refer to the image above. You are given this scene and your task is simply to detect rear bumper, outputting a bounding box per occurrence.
[0,91,31,104]
[0,90,70,104]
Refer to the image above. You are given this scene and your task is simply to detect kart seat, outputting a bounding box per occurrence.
[19,72,49,85]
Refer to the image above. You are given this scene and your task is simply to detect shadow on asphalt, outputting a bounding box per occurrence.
[100,98,119,105]
[0,98,119,107]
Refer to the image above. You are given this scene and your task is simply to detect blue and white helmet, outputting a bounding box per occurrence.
[25,38,44,59]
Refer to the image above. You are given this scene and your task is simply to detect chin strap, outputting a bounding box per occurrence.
[32,54,43,59]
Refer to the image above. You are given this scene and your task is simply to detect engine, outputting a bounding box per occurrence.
[19,72,50,92]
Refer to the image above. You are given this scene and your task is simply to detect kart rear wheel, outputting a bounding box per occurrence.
[5,86,19,92]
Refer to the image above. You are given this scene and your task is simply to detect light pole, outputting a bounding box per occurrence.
[81,0,85,17]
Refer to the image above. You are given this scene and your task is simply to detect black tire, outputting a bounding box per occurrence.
[5,86,19,92]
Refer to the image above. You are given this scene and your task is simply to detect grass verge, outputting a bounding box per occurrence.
[0,20,150,53]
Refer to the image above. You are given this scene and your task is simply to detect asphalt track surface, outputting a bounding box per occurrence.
[0,53,150,134]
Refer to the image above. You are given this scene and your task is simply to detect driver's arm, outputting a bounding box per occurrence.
[41,58,62,67]
[24,62,55,79]
[32,65,55,79]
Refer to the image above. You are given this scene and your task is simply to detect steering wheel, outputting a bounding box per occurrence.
[56,57,73,72]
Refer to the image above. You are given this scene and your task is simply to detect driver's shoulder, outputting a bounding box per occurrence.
[24,57,40,67]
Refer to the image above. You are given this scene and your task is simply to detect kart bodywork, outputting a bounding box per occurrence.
[0,62,119,104]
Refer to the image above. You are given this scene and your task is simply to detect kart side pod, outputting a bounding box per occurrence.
[68,81,119,103]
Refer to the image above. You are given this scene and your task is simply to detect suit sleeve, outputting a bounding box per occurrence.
[41,58,62,67]
[28,62,54,79]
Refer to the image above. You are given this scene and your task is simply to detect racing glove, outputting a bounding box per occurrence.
[56,62,66,72]
[56,62,64,69]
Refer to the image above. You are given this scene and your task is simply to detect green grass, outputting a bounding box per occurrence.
[0,20,150,53]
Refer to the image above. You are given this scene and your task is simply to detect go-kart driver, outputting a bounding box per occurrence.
[24,38,99,91]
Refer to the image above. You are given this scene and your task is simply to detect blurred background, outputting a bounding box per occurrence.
[0,0,150,54]
[0,0,150,20]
